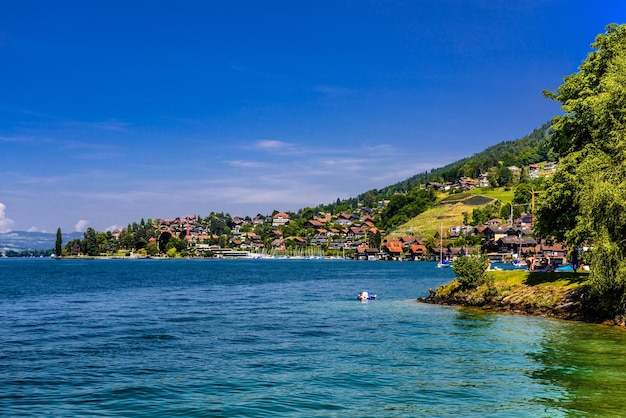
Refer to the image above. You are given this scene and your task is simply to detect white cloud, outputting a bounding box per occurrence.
[75,219,90,232]
[0,203,14,233]
[225,160,268,169]
[27,226,40,232]
[105,225,121,232]
[253,140,302,154]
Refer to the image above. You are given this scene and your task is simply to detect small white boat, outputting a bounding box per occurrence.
[437,260,451,268]
[358,291,377,301]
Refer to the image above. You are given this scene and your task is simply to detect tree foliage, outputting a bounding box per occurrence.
[535,24,626,313]
[83,227,99,256]
[55,227,62,257]
[452,255,490,290]
[379,187,437,230]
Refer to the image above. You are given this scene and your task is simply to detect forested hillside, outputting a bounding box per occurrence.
[307,121,554,230]
[373,121,554,195]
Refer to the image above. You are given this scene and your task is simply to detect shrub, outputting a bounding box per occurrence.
[452,255,490,289]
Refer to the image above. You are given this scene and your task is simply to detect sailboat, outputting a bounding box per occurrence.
[512,232,527,268]
[437,224,450,268]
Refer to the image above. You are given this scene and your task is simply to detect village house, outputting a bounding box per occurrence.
[543,161,558,172]
[537,240,568,265]
[457,176,479,190]
[272,212,291,227]
[496,236,538,255]
[382,238,403,259]
[408,244,428,260]
[478,173,490,187]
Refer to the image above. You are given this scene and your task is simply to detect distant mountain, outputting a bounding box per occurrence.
[0,231,83,252]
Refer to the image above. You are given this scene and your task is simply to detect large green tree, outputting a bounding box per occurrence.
[535,24,626,312]
[55,227,62,257]
[83,227,99,256]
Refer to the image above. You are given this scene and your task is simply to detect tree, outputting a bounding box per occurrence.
[535,24,626,313]
[83,227,99,256]
[55,228,62,257]
[362,191,377,208]
[452,255,490,290]
[65,239,81,256]
[146,241,159,256]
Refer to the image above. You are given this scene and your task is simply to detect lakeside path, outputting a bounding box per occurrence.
[418,270,626,327]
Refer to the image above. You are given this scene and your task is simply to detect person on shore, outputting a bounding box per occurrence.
[570,250,580,272]
[526,256,535,271]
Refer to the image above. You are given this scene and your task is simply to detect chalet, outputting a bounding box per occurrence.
[544,161,557,172]
[520,215,533,227]
[304,219,324,229]
[458,176,479,190]
[496,236,537,254]
[482,226,511,241]
[448,247,476,258]
[400,236,421,246]
[427,181,453,191]
[486,218,502,227]
[348,226,366,239]
[537,240,568,264]
[356,246,380,260]
[316,228,329,236]
[289,237,306,246]
[508,166,520,175]
[476,173,490,188]
[382,239,403,257]
[473,226,488,236]
[271,238,285,250]
[409,244,428,260]
[368,227,380,235]
[363,220,376,229]
[272,212,291,227]
[336,213,353,226]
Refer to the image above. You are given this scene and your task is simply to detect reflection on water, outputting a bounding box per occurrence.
[531,322,626,417]
[451,308,626,417]
[454,308,498,329]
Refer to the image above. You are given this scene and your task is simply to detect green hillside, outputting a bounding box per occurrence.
[389,188,514,238]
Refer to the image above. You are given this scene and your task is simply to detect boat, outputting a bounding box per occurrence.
[512,259,527,268]
[436,224,450,268]
[357,291,377,301]
[437,260,451,268]
[512,233,526,268]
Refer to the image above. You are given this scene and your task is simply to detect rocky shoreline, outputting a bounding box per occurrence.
[418,279,625,327]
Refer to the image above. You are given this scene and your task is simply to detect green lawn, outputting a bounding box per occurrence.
[389,187,515,238]
[468,187,514,204]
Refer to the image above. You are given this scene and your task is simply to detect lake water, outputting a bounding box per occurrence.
[2,258,626,417]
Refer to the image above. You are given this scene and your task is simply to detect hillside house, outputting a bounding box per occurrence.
[496,236,537,254]
[409,244,428,260]
[272,213,290,227]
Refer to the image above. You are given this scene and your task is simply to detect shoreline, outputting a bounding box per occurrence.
[417,271,626,327]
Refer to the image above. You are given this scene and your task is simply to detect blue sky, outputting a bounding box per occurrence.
[1,1,624,233]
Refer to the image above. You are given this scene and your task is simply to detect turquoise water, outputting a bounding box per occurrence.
[2,259,626,417]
